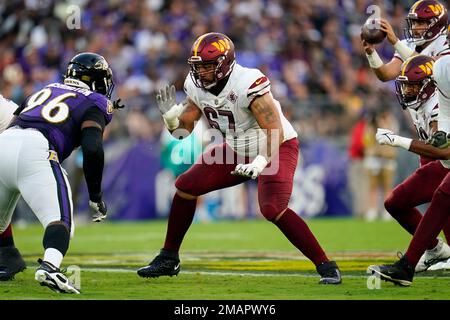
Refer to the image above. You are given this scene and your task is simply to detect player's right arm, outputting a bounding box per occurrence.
[376,128,450,160]
[156,84,202,139]
[363,19,416,81]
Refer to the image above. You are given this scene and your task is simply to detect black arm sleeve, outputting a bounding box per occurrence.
[81,111,105,202]
[82,107,106,130]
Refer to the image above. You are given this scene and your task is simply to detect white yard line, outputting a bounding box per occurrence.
[78,267,449,278]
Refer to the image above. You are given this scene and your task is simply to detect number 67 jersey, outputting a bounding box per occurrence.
[11,82,114,162]
[184,64,297,157]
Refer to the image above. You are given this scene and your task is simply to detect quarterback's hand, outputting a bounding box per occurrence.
[426,130,450,149]
[376,128,412,150]
[89,200,107,222]
[379,19,398,45]
[231,155,268,179]
[156,84,183,130]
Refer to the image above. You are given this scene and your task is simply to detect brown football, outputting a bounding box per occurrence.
[361,19,387,44]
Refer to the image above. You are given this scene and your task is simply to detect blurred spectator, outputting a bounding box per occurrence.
[348,110,369,218]
[363,109,399,221]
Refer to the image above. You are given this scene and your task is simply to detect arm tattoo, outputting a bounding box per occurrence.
[253,103,277,124]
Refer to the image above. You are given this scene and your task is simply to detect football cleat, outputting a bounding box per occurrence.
[0,246,26,281]
[316,260,342,284]
[137,249,180,278]
[35,259,80,294]
[415,238,450,273]
[369,254,414,287]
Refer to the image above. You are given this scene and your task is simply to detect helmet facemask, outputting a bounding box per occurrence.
[188,56,227,89]
[395,76,434,109]
[404,15,445,45]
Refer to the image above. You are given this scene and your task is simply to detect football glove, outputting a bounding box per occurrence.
[89,200,107,222]
[375,128,412,150]
[231,155,268,179]
[426,130,450,149]
[112,98,125,109]
[156,84,183,130]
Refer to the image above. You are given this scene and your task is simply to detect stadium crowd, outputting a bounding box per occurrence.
[0,0,426,219]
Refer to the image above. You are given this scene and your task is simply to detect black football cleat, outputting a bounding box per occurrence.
[137,249,181,278]
[0,246,26,281]
[369,254,414,287]
[316,260,342,284]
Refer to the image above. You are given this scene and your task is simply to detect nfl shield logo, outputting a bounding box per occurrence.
[227,91,237,103]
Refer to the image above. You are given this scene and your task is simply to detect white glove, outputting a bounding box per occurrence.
[376,128,412,150]
[89,200,107,222]
[156,84,183,130]
[231,155,268,179]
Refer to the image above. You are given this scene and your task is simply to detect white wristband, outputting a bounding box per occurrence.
[393,40,415,60]
[395,136,413,150]
[366,50,384,69]
[252,154,269,170]
[162,103,183,130]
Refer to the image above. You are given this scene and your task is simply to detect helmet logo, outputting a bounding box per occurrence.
[211,39,230,53]
[418,61,434,75]
[94,59,108,70]
[428,4,443,16]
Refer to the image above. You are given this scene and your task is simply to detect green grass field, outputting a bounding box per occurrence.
[1,218,450,300]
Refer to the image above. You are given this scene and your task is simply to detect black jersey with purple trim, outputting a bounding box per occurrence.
[11,82,113,161]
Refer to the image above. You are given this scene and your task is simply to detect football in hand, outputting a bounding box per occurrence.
[361,19,387,44]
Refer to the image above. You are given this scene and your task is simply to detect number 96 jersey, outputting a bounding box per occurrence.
[184,64,297,157]
[11,83,113,162]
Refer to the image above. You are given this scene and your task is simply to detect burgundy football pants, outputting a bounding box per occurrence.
[384,159,450,246]
[175,138,298,221]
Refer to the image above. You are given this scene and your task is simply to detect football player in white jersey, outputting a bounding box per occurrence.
[383,55,450,273]
[363,0,449,81]
[369,54,450,285]
[0,95,27,281]
[137,32,342,284]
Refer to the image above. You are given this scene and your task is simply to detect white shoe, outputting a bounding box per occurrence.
[427,258,450,271]
[365,208,378,222]
[415,238,450,273]
[35,259,80,294]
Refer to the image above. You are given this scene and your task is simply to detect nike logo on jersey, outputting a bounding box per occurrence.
[249,76,268,89]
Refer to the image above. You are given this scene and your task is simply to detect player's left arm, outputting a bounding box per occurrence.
[249,93,284,158]
[231,93,284,179]
[81,107,108,222]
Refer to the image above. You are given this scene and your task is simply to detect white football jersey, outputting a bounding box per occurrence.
[432,55,450,168]
[407,92,438,141]
[394,34,450,62]
[184,64,297,157]
[0,95,18,133]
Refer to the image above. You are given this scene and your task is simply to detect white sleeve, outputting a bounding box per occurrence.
[0,96,18,132]
[433,55,450,96]
[393,39,414,62]
[242,70,271,108]
[183,75,200,106]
